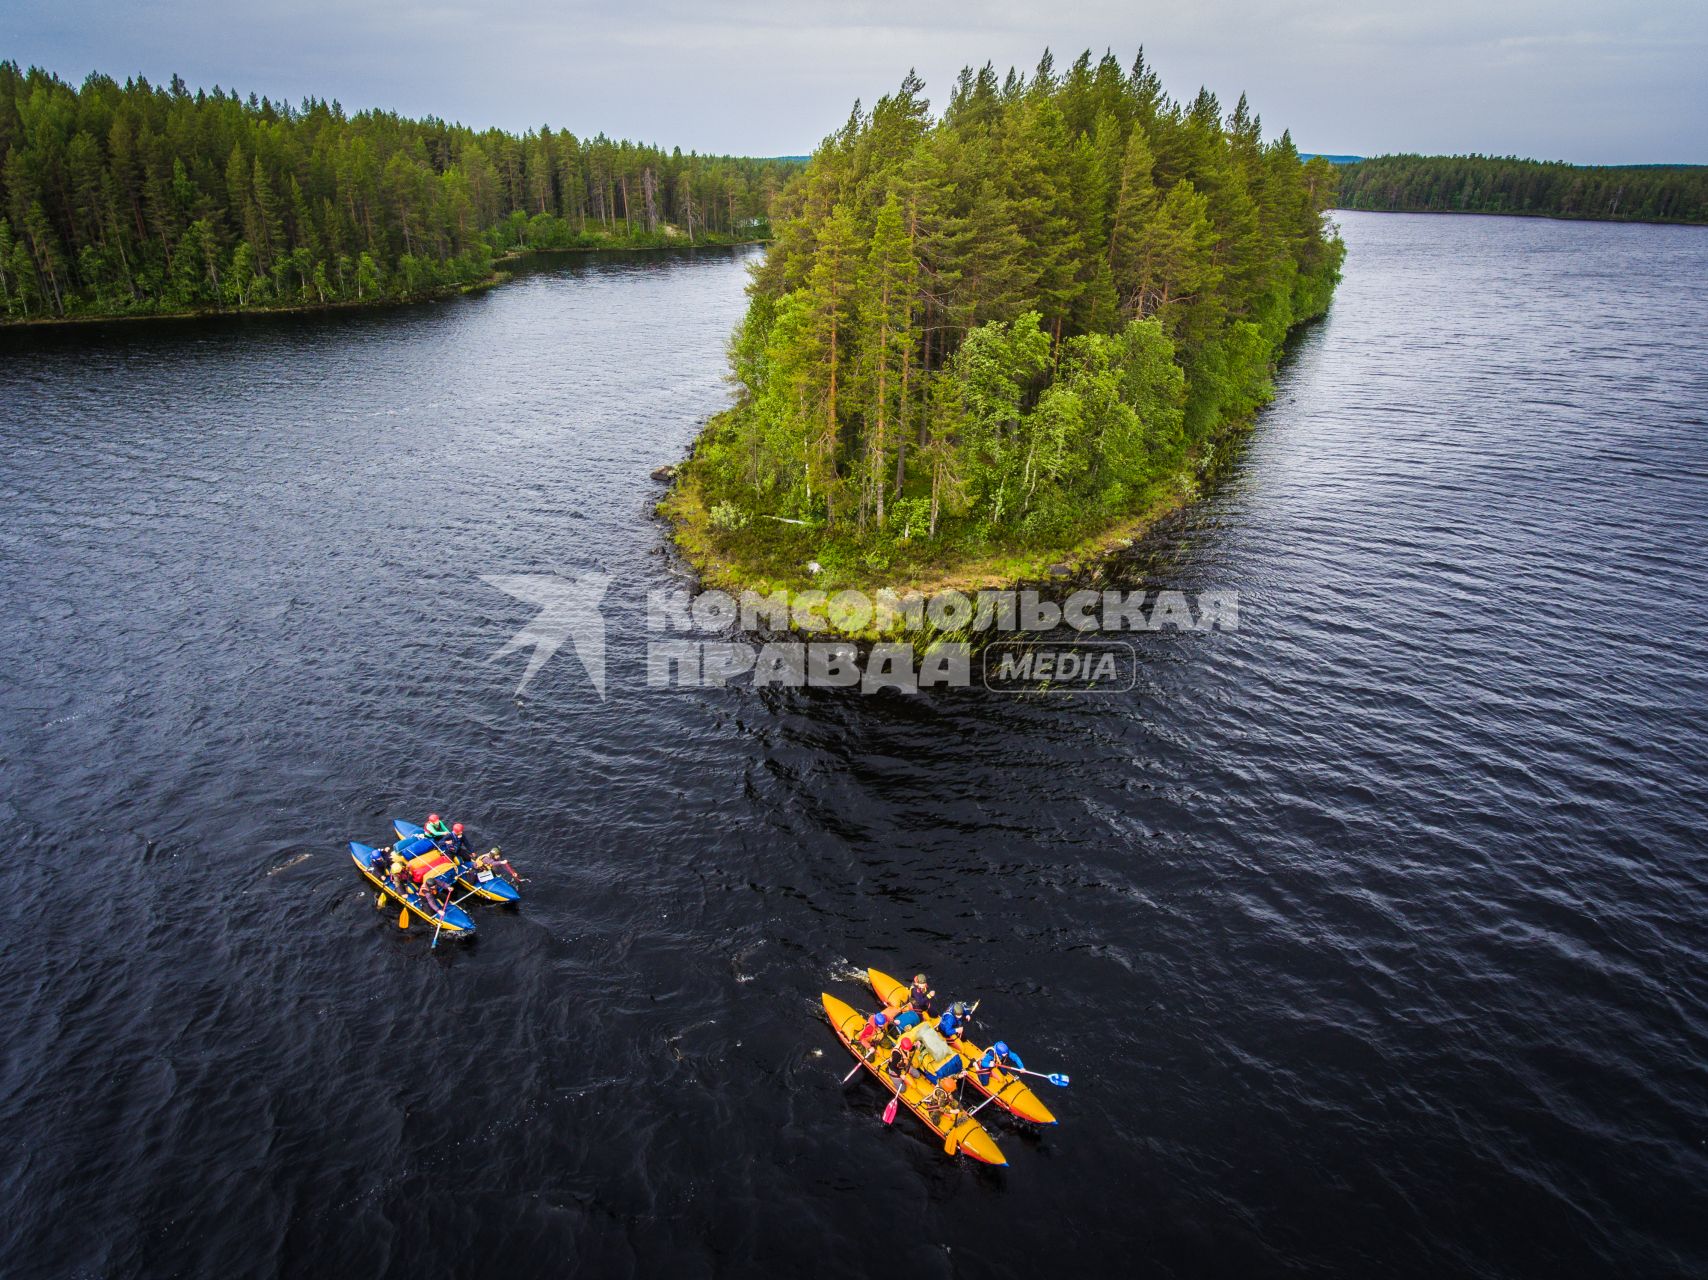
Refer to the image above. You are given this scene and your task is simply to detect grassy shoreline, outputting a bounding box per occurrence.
[0,271,512,330]
[1,237,771,331]
[491,235,770,267]
[658,409,1250,640]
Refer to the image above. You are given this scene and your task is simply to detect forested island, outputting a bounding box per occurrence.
[0,63,799,322]
[665,51,1343,595]
[1337,154,1708,225]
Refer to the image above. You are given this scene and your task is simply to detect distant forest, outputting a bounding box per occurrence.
[1337,154,1708,225]
[0,63,800,321]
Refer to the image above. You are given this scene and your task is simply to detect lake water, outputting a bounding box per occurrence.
[1,213,1705,1278]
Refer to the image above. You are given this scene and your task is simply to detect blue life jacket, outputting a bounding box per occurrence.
[977,1045,1024,1080]
[894,1010,923,1032]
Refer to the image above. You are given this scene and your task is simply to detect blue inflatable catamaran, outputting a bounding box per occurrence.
[349,841,477,934]
[391,819,522,904]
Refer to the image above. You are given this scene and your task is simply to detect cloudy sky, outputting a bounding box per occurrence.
[10,0,1705,163]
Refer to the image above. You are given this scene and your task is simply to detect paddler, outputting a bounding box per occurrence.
[423,813,452,843]
[418,874,448,915]
[474,846,520,884]
[884,1037,923,1089]
[443,822,470,860]
[881,1042,909,1088]
[386,849,411,893]
[906,973,934,1016]
[889,973,933,1031]
[856,1011,889,1057]
[938,1000,973,1042]
[975,1041,1024,1086]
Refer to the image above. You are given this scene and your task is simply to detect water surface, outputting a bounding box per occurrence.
[1,219,1705,1278]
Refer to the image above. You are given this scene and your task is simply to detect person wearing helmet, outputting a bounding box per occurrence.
[906,973,934,1015]
[386,850,411,894]
[473,846,520,884]
[881,1040,908,1087]
[423,814,451,842]
[975,1041,1024,1087]
[883,1037,922,1089]
[418,873,446,915]
[938,1000,973,1041]
[442,822,470,860]
[856,1010,888,1054]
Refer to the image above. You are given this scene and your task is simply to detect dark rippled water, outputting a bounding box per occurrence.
[2,215,1706,1279]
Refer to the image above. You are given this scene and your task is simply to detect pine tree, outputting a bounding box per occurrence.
[854,193,918,530]
[801,202,861,526]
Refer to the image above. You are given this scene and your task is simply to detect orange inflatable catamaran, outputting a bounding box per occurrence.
[868,967,1057,1126]
[821,992,1007,1165]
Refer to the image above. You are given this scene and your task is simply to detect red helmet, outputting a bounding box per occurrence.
[451,823,464,835]
[897,1037,914,1053]
[427,813,441,824]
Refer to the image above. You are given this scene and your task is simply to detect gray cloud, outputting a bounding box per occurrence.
[9,0,1705,162]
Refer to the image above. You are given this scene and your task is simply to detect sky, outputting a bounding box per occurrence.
[8,0,1705,163]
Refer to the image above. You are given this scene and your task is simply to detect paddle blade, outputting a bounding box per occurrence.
[398,906,410,929]
[882,1096,899,1125]
[1049,1073,1070,1087]
[944,1129,959,1156]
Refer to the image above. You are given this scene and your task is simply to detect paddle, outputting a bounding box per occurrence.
[881,1044,907,1124]
[935,1089,964,1155]
[427,878,456,949]
[398,904,410,929]
[980,1061,1070,1087]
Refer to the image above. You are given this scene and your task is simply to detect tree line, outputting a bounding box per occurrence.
[678,50,1343,581]
[0,62,800,320]
[1337,154,1708,225]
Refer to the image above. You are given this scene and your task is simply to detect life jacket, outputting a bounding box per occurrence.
[908,985,931,1012]
[977,1045,1022,1080]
